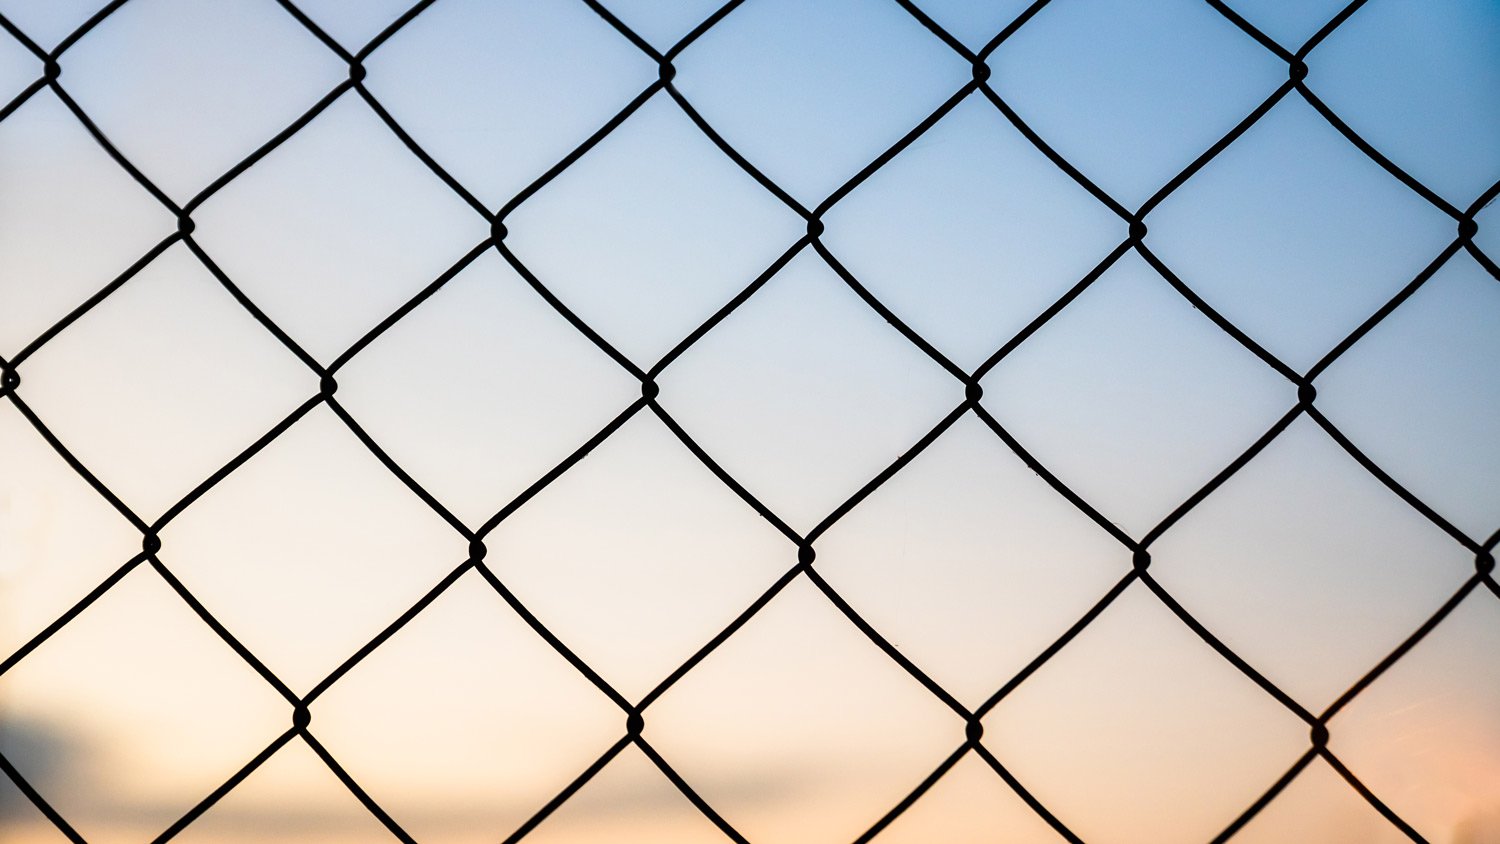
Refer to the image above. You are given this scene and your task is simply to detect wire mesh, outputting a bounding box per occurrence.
[0,0,1496,841]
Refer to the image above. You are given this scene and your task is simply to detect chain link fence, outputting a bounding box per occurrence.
[1,0,1497,841]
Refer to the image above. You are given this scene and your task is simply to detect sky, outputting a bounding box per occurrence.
[1,0,1498,842]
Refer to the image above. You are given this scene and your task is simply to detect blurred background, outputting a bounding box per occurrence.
[1,0,1497,841]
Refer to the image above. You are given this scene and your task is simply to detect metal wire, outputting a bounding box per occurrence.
[1,0,1496,842]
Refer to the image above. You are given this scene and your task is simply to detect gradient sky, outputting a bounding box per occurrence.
[1,0,1498,843]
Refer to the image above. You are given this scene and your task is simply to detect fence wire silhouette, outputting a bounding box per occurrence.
[1,0,1496,841]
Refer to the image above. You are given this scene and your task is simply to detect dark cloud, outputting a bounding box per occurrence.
[1,713,90,820]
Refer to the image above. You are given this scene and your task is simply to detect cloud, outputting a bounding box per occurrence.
[0,714,90,820]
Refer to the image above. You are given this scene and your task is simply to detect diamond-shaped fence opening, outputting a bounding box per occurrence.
[0,1,1496,842]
